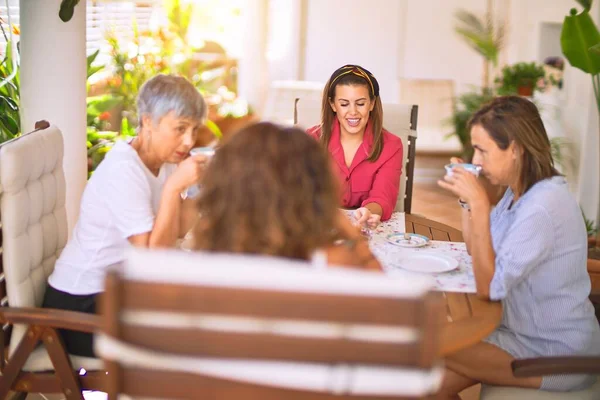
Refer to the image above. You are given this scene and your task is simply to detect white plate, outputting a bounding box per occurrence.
[386,233,430,248]
[394,253,458,273]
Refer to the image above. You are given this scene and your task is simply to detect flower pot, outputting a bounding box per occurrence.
[215,114,258,137]
[517,85,533,97]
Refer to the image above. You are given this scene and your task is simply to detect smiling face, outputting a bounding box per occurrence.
[329,84,374,137]
[143,111,202,164]
[471,124,519,187]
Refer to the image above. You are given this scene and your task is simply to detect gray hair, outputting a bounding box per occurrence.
[136,74,207,127]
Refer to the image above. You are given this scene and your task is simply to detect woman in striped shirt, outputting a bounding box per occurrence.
[438,96,600,397]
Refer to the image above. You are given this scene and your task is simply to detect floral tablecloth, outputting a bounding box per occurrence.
[344,210,476,293]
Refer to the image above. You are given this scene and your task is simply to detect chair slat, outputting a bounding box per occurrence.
[121,282,421,326]
[430,228,450,241]
[120,326,427,366]
[413,223,433,240]
[121,368,426,400]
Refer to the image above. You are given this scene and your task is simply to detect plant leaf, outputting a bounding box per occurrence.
[575,0,593,11]
[87,94,122,115]
[59,0,81,23]
[205,119,223,139]
[561,8,600,74]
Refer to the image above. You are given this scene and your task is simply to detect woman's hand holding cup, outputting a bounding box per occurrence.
[168,154,209,194]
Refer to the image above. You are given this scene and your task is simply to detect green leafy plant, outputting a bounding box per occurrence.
[165,0,193,42]
[59,0,82,22]
[86,50,123,129]
[561,0,600,254]
[495,62,546,96]
[446,88,495,161]
[0,37,19,143]
[583,208,597,237]
[454,8,505,89]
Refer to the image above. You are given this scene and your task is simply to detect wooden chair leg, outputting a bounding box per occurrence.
[42,328,84,400]
[0,326,43,398]
[8,392,27,400]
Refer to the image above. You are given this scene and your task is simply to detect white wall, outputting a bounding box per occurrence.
[401,0,486,94]
[302,0,402,103]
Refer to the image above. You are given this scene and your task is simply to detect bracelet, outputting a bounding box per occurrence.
[458,199,471,211]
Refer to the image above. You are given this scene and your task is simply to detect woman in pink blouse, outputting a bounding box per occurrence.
[307,64,403,226]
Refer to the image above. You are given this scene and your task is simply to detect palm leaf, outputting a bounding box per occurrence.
[454,9,503,66]
[575,0,593,11]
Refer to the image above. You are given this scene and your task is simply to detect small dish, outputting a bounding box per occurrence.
[394,253,458,273]
[386,233,430,248]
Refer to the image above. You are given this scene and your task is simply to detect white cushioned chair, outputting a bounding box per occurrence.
[0,124,105,399]
[262,80,324,125]
[96,248,444,399]
[295,100,419,213]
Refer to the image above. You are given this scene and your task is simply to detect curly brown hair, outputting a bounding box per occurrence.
[193,122,341,260]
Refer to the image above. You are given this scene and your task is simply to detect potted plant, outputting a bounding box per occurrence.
[448,6,503,159]
[561,0,600,259]
[446,88,495,161]
[495,62,546,97]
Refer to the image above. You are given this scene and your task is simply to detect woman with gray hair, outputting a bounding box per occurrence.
[42,74,208,357]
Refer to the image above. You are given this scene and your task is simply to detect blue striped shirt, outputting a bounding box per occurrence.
[487,176,600,390]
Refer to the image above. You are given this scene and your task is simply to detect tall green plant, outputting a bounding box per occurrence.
[454,8,505,89]
[165,0,193,41]
[561,0,600,253]
[0,37,19,143]
[0,13,20,142]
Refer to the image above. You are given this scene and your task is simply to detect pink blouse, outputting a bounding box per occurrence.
[307,120,403,221]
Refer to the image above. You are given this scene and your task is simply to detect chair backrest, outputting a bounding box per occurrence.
[97,248,443,399]
[262,80,324,125]
[398,79,460,153]
[0,125,68,350]
[296,101,418,214]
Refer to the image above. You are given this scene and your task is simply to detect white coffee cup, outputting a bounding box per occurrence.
[445,163,482,177]
[190,147,215,158]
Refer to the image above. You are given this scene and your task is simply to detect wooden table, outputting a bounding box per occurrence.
[405,213,502,356]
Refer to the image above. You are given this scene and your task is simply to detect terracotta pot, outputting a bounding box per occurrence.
[517,85,533,97]
[215,114,259,137]
[194,114,259,147]
[589,257,600,274]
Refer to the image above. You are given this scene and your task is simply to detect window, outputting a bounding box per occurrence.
[0,0,160,55]
[87,0,161,56]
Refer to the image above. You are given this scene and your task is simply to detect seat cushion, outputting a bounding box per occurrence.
[480,378,600,400]
[22,346,103,372]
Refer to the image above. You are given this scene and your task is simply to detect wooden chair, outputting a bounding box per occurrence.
[96,248,444,399]
[295,100,418,214]
[0,125,106,399]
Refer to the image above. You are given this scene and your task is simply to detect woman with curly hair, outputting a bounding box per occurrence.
[193,122,381,270]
